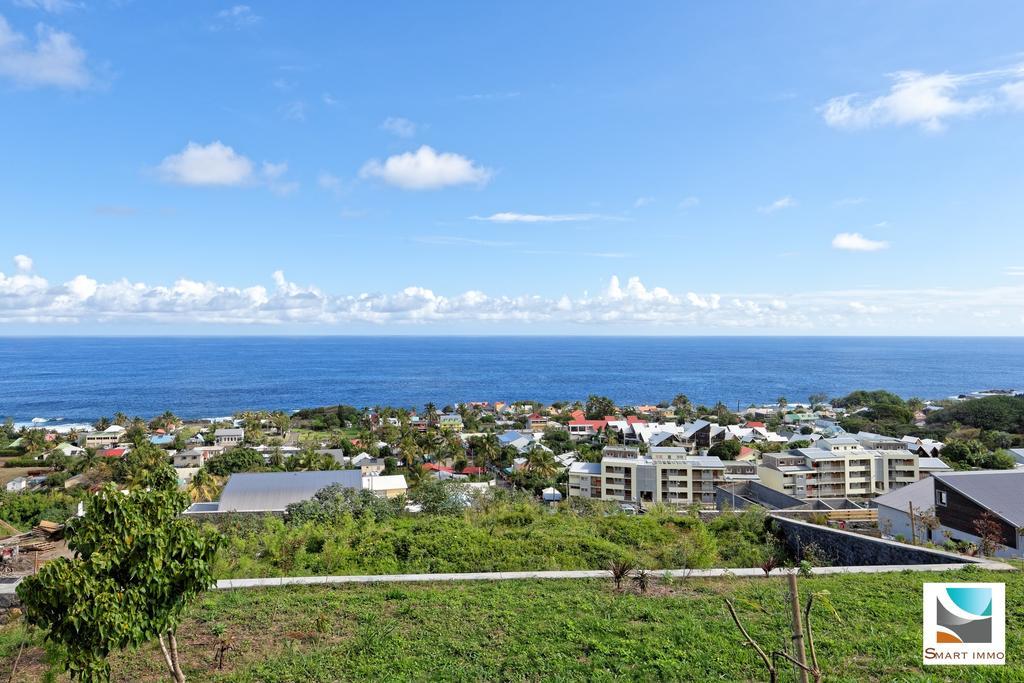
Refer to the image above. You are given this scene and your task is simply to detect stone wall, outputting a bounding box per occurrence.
[770,514,977,566]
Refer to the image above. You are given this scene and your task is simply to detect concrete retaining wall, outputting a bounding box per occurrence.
[770,514,980,566]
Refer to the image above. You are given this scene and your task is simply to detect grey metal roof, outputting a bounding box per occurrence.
[933,470,1024,527]
[875,477,934,512]
[215,428,244,437]
[569,461,601,475]
[217,470,362,512]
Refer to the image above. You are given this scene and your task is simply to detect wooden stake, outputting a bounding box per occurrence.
[909,502,917,544]
[788,573,810,683]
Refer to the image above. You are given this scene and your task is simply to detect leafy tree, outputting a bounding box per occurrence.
[17,470,221,682]
[411,479,470,515]
[707,440,742,460]
[808,392,829,408]
[584,395,617,420]
[926,395,1024,433]
[205,448,264,476]
[286,483,401,524]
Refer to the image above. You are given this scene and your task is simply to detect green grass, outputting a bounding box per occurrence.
[4,568,1022,681]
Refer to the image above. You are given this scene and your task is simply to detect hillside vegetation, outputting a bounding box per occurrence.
[3,567,1018,682]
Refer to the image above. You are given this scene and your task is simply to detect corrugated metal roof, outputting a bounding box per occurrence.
[218,471,362,512]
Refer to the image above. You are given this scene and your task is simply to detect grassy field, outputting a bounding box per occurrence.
[3,567,1021,681]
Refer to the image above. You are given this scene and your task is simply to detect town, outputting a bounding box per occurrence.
[3,388,1024,680]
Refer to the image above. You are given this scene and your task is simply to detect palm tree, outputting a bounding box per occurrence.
[525,447,559,479]
[188,468,223,503]
[73,448,100,475]
[22,429,47,455]
[424,402,439,426]
[113,411,129,427]
[94,416,111,431]
[776,396,788,410]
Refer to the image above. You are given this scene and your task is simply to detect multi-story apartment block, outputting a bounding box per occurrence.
[567,445,725,508]
[758,437,919,499]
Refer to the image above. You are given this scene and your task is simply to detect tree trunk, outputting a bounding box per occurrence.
[168,630,186,683]
[787,573,810,683]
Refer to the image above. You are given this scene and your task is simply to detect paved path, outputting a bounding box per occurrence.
[214,560,1014,590]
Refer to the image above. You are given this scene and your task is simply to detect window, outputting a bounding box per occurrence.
[936,490,947,507]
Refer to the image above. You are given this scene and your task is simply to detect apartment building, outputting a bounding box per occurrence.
[758,437,919,499]
[566,445,725,508]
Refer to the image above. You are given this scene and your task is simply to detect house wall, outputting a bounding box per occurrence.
[934,479,1018,549]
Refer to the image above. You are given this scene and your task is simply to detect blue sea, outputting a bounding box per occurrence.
[0,336,1021,422]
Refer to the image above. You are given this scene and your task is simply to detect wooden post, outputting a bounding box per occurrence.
[787,573,810,683]
[909,502,917,544]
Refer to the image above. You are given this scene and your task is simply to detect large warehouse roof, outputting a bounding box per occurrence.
[217,470,363,512]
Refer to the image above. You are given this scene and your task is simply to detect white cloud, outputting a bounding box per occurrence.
[821,65,1024,132]
[157,141,254,186]
[317,172,347,195]
[0,14,91,89]
[261,161,298,196]
[1005,266,1024,277]
[322,92,338,106]
[1,257,1023,332]
[211,5,260,30]
[12,0,81,13]
[469,212,608,223]
[282,100,306,122]
[359,145,492,190]
[156,141,296,193]
[380,116,417,138]
[13,254,32,272]
[831,232,889,252]
[758,196,796,214]
[633,196,654,208]
[679,196,700,209]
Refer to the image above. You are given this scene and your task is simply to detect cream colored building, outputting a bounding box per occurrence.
[567,445,725,508]
[758,437,918,499]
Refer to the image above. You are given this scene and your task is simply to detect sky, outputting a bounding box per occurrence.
[2,1,1024,335]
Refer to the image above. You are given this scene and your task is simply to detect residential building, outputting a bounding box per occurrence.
[173,449,211,468]
[438,414,464,431]
[526,413,550,433]
[214,428,245,447]
[918,457,954,478]
[758,437,909,499]
[567,461,602,499]
[196,470,407,513]
[78,426,125,449]
[877,471,1024,559]
[566,444,725,508]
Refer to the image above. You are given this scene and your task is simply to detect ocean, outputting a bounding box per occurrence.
[0,336,1021,423]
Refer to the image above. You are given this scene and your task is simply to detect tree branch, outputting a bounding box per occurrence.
[158,633,176,682]
[168,629,185,683]
[725,598,775,680]
[804,594,821,679]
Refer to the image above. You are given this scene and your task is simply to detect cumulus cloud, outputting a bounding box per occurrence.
[157,141,253,186]
[821,65,1024,132]
[156,141,296,192]
[0,14,91,89]
[1,255,1023,332]
[758,196,796,214]
[380,116,417,138]
[831,232,889,252]
[359,146,492,190]
[14,254,32,272]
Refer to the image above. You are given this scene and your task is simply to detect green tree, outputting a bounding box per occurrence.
[17,470,221,682]
[584,395,617,420]
[707,440,742,460]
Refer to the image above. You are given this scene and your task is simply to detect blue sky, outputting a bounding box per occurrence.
[2,1,1024,334]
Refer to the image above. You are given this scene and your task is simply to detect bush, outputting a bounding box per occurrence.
[206,448,264,476]
[286,484,402,524]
